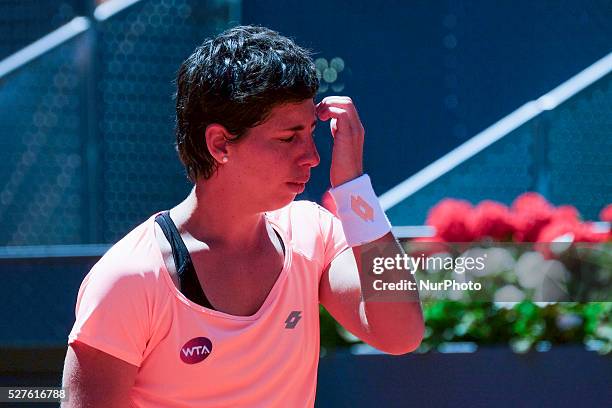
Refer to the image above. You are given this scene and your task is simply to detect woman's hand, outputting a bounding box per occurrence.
[316,96,365,187]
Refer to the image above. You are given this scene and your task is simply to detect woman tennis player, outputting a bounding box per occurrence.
[62,25,423,407]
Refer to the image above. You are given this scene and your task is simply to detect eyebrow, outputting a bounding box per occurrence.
[280,120,317,132]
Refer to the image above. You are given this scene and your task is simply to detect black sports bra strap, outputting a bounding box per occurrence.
[154,212,190,278]
[154,211,214,309]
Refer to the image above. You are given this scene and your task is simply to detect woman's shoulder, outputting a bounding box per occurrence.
[88,214,166,286]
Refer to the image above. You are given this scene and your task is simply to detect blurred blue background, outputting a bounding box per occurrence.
[0,0,610,246]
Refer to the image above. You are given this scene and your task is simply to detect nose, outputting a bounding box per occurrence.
[298,136,320,168]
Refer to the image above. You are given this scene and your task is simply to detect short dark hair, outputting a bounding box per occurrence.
[175,25,319,182]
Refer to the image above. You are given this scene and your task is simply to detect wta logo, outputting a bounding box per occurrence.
[180,337,213,364]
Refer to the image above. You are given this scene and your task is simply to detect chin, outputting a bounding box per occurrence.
[247,185,300,213]
[261,192,297,212]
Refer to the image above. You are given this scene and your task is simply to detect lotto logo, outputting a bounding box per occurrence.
[351,195,374,222]
[285,311,302,329]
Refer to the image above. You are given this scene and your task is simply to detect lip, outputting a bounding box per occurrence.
[292,179,309,184]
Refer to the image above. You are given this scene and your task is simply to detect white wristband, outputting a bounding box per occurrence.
[329,174,392,246]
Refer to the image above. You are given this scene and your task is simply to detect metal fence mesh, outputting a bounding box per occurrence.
[98,0,235,242]
[387,73,611,225]
[0,35,87,245]
[0,0,80,59]
[387,124,534,225]
[0,0,237,245]
[547,77,612,219]
[0,0,608,243]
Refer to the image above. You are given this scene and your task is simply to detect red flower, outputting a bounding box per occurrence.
[535,204,607,244]
[512,192,552,213]
[537,219,580,243]
[575,222,609,243]
[425,198,473,242]
[599,204,612,241]
[469,200,515,241]
[600,204,612,222]
[511,192,555,242]
[536,219,608,258]
[538,219,606,242]
[551,205,580,223]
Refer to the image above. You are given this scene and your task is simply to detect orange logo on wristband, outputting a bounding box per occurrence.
[351,195,374,222]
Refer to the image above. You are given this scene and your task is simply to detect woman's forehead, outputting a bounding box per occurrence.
[264,100,316,128]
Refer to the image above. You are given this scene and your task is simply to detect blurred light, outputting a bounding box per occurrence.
[350,344,385,355]
[534,260,570,302]
[535,341,552,352]
[437,342,477,353]
[322,67,337,83]
[494,285,525,304]
[443,34,457,49]
[510,338,531,354]
[515,251,545,289]
[463,247,515,277]
[330,57,344,72]
[585,339,605,352]
[314,57,328,72]
[556,313,583,331]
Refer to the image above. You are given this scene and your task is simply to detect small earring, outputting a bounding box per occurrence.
[221,156,228,163]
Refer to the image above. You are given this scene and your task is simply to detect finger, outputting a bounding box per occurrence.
[318,105,364,136]
[330,118,338,137]
[317,97,360,121]
[317,97,355,113]
[319,95,353,106]
[317,105,349,122]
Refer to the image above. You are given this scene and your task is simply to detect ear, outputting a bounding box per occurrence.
[204,123,233,164]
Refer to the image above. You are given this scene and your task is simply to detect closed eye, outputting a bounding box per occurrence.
[279,135,295,143]
[279,131,315,143]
